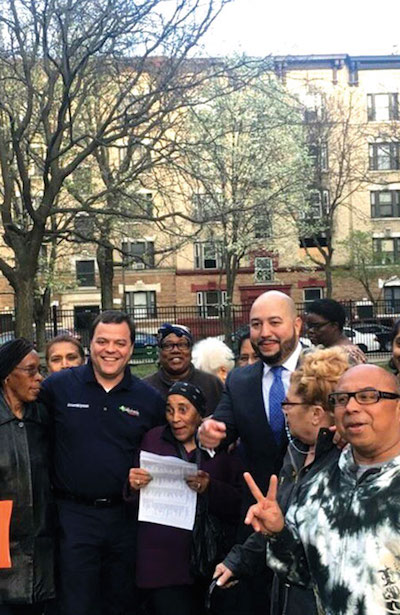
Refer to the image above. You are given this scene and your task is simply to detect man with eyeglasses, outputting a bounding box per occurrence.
[144,323,223,415]
[244,363,400,615]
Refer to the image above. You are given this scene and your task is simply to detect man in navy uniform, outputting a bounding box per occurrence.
[40,310,165,615]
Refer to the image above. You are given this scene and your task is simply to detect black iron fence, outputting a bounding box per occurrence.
[0,299,396,364]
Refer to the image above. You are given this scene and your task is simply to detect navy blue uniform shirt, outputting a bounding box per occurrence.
[40,360,165,499]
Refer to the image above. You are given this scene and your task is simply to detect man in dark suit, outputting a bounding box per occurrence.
[198,290,303,612]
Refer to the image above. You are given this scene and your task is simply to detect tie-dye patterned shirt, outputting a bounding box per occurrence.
[267,445,400,615]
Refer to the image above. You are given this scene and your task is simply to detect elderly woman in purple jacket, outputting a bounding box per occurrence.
[128,381,243,615]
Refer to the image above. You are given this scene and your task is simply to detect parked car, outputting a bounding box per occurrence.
[0,327,77,346]
[351,323,392,352]
[343,326,380,353]
[134,332,158,348]
[133,332,158,362]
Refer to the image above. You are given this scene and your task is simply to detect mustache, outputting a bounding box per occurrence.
[257,337,280,345]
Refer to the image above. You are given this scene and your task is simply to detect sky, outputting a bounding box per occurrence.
[201,0,400,58]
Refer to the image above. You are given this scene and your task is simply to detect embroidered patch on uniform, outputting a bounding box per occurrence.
[67,403,90,408]
[119,405,140,416]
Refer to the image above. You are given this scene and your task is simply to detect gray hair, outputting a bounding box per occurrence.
[192,337,235,376]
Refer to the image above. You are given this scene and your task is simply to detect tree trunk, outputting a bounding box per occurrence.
[325,266,333,298]
[14,278,36,340]
[34,287,51,352]
[222,259,237,348]
[97,243,114,310]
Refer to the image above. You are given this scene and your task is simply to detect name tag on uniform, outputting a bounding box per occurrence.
[67,403,90,409]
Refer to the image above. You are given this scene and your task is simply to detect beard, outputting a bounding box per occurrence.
[252,329,298,366]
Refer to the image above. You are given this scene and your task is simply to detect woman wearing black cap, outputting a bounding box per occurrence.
[0,339,55,614]
[127,382,243,615]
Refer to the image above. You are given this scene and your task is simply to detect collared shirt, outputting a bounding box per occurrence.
[261,343,302,421]
[40,360,165,499]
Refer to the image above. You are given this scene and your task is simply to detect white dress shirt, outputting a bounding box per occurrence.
[262,342,302,421]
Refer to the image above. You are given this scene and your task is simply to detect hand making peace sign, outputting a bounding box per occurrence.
[244,473,285,535]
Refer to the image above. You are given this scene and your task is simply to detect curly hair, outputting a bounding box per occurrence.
[290,347,350,409]
[192,337,235,376]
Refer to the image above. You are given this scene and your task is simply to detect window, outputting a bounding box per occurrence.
[76,260,95,287]
[141,193,153,217]
[308,142,328,171]
[301,190,329,220]
[384,286,400,313]
[254,210,272,239]
[121,241,155,269]
[367,94,399,122]
[300,92,325,123]
[304,288,323,303]
[194,242,221,270]
[371,191,400,218]
[74,214,95,240]
[125,291,156,319]
[373,238,400,264]
[192,194,217,222]
[197,290,227,318]
[369,143,400,171]
[254,257,274,283]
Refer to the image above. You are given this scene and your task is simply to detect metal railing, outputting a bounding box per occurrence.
[0,299,396,364]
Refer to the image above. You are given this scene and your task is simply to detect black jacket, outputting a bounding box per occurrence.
[144,364,223,415]
[223,429,340,615]
[0,394,55,604]
[213,361,289,539]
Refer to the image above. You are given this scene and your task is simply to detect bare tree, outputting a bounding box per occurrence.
[172,64,309,341]
[290,85,371,297]
[0,0,231,338]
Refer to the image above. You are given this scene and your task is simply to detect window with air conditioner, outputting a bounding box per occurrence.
[122,241,155,269]
[194,242,221,270]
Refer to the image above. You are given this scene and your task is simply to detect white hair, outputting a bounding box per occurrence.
[192,337,235,377]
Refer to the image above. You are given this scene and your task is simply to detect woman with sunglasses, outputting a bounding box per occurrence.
[0,339,55,614]
[304,298,365,365]
[214,347,349,615]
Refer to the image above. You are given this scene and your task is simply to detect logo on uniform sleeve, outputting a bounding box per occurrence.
[67,403,90,409]
[119,405,140,417]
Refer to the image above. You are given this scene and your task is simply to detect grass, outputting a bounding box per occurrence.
[131,362,157,379]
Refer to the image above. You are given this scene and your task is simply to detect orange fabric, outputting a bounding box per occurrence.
[0,500,13,568]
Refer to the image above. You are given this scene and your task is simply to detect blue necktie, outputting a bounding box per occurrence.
[269,366,285,444]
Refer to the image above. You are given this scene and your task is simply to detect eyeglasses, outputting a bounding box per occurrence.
[281,400,305,409]
[328,389,400,408]
[14,366,45,377]
[160,341,191,351]
[306,321,331,331]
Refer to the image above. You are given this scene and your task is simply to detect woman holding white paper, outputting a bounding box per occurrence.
[128,381,243,615]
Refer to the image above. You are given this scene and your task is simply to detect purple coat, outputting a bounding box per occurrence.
[132,425,244,589]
